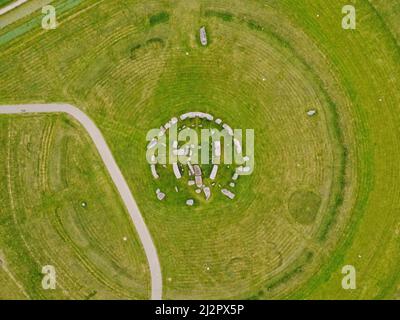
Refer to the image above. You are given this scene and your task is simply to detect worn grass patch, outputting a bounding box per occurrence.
[149,11,169,27]
[204,10,234,22]
[289,191,322,225]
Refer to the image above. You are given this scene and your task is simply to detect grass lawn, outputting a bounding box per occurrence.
[0,0,13,9]
[0,0,399,299]
[0,114,149,299]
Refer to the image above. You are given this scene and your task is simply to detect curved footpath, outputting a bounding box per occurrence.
[0,0,28,16]
[0,103,162,300]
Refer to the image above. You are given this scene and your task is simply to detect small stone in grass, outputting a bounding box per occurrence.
[156,189,166,201]
[307,109,317,116]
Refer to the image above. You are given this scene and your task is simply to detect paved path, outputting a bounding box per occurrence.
[0,0,28,16]
[0,103,162,300]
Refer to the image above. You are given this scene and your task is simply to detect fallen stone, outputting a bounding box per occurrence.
[222,123,234,136]
[188,163,195,175]
[203,187,211,200]
[234,138,242,154]
[210,165,218,180]
[173,163,182,179]
[193,164,202,176]
[156,189,166,201]
[158,126,166,136]
[157,193,165,201]
[195,175,203,188]
[186,199,194,206]
[150,164,159,179]
[221,189,235,199]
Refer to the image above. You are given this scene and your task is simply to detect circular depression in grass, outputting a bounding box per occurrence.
[288,190,322,225]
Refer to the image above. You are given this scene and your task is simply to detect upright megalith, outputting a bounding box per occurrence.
[173,163,182,179]
[221,189,235,200]
[193,164,203,187]
[150,164,159,179]
[200,26,208,46]
[147,110,252,204]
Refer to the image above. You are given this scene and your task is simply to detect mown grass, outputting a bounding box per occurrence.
[0,0,12,8]
[0,0,399,300]
[0,115,149,299]
[149,11,169,27]
[204,10,233,22]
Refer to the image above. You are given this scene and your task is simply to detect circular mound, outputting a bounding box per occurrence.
[288,190,322,225]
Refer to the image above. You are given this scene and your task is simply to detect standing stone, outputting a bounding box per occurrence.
[221,189,235,200]
[203,187,211,200]
[200,26,208,46]
[156,189,166,201]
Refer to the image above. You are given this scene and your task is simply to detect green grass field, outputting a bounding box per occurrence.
[0,0,13,8]
[0,114,150,299]
[0,0,400,299]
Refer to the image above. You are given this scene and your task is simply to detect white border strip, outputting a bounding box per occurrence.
[0,0,29,16]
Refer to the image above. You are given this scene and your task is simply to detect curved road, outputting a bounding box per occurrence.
[0,103,162,300]
[0,0,28,16]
